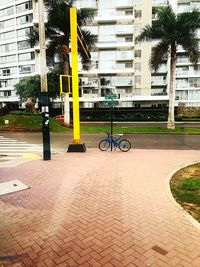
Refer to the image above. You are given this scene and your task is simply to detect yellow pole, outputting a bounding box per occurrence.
[70,7,80,144]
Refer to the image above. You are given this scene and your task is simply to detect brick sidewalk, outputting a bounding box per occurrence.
[1,149,200,267]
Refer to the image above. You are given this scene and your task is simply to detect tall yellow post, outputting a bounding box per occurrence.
[70,8,80,144]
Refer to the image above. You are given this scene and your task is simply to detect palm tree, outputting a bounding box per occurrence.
[136,6,200,129]
[29,0,96,124]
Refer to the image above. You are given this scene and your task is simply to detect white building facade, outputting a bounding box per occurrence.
[176,0,200,106]
[0,0,40,108]
[1,0,200,109]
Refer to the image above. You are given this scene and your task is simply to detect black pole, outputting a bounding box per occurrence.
[40,92,51,160]
[111,101,113,152]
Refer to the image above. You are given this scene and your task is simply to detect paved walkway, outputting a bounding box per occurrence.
[1,149,200,267]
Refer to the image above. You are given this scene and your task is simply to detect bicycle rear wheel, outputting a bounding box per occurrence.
[119,139,131,152]
[99,139,110,151]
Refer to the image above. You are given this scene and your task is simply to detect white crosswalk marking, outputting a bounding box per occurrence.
[0,135,42,162]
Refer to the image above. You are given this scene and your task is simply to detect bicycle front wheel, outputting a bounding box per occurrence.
[99,139,110,151]
[119,139,131,152]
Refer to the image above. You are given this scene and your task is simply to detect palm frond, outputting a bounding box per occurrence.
[77,8,96,26]
[177,10,200,31]
[150,41,169,71]
[28,27,39,46]
[181,36,199,66]
[136,23,163,42]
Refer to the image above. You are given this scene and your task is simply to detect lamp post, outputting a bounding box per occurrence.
[38,0,51,160]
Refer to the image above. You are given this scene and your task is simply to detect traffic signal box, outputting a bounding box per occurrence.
[60,75,72,94]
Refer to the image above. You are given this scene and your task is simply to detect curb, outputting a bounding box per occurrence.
[166,161,200,231]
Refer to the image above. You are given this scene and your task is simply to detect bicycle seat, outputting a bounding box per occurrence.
[117,133,123,136]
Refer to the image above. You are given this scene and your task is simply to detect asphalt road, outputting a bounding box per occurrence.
[1,131,200,151]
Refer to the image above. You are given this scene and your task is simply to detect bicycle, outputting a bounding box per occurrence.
[98,132,131,152]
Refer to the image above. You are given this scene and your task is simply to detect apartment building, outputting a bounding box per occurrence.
[176,0,200,106]
[76,0,170,108]
[0,0,38,109]
[2,0,198,109]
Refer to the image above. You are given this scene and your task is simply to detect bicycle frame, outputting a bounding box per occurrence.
[106,135,121,148]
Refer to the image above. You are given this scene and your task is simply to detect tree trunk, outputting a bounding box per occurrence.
[167,47,176,129]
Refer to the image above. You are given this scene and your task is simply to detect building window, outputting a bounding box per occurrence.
[16,1,32,13]
[18,52,34,61]
[135,10,142,18]
[135,62,141,71]
[17,27,31,38]
[125,9,133,15]
[18,40,31,50]
[134,50,141,58]
[134,75,141,84]
[135,88,141,95]
[0,31,15,41]
[0,19,15,29]
[16,14,33,25]
[0,6,14,17]
[189,78,200,88]
[125,62,133,68]
[0,55,16,64]
[19,65,32,74]
[4,90,11,97]
[2,69,10,76]
[134,23,142,33]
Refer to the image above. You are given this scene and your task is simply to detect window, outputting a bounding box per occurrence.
[125,62,133,68]
[135,10,142,18]
[1,67,17,76]
[134,23,142,33]
[18,52,34,61]
[125,36,133,42]
[17,27,31,37]
[0,43,16,53]
[16,1,32,13]
[0,6,14,17]
[134,50,141,58]
[125,9,133,15]
[18,41,31,50]
[3,69,10,76]
[0,31,15,41]
[16,14,33,25]
[4,90,11,97]
[19,65,32,74]
[134,75,141,84]
[135,63,141,71]
[0,55,16,64]
[189,78,200,88]
[0,80,7,87]
[0,19,15,29]
[134,88,141,95]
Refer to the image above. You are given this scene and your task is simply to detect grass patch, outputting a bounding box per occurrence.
[80,125,200,134]
[1,115,200,134]
[0,115,70,132]
[170,163,200,222]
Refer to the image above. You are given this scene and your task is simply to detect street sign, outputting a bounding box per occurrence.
[105,94,117,100]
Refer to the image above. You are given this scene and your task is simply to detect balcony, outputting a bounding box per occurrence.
[116,0,134,8]
[176,70,200,77]
[151,80,167,86]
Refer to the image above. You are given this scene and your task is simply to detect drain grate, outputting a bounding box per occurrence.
[152,245,168,255]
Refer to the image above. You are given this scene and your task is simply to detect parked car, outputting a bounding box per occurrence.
[54,115,64,122]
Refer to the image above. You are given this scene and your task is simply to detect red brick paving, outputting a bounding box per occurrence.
[1,149,200,266]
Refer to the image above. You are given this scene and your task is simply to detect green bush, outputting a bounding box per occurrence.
[10,110,41,116]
